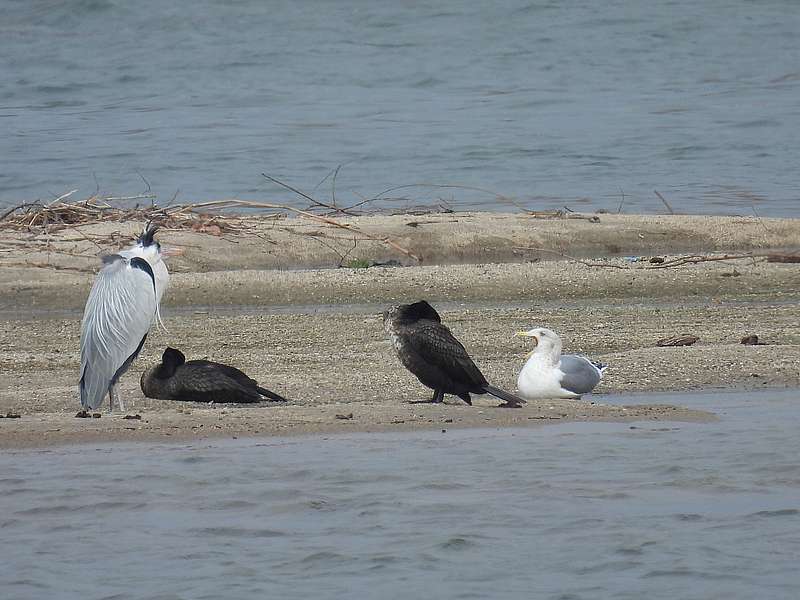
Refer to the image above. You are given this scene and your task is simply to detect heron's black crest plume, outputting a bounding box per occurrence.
[397,300,441,324]
[138,222,160,247]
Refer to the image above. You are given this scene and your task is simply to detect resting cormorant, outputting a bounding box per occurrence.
[515,328,606,399]
[140,347,289,403]
[383,300,526,407]
[79,223,179,412]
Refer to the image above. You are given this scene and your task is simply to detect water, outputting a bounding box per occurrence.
[2,1,799,216]
[2,388,800,599]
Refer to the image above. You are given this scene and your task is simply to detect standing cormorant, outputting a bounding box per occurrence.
[383,300,526,407]
[140,347,290,403]
[79,223,178,412]
[515,328,606,399]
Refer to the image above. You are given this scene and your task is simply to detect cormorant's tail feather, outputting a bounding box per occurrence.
[482,384,527,405]
[256,386,290,402]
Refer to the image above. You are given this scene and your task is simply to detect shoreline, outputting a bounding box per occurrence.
[1,211,798,448]
[0,394,719,451]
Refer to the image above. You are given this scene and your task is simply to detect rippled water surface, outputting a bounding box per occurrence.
[2,389,800,599]
[2,1,799,215]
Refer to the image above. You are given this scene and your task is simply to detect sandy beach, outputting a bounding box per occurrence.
[1,211,798,448]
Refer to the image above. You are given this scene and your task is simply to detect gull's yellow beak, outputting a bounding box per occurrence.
[515,331,538,346]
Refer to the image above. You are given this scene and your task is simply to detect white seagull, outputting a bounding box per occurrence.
[79,223,178,412]
[515,327,606,400]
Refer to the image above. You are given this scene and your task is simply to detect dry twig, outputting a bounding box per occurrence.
[654,190,675,214]
[1,190,421,265]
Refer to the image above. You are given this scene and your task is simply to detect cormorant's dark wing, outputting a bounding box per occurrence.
[184,360,289,402]
[187,359,259,388]
[403,321,487,389]
[170,363,263,403]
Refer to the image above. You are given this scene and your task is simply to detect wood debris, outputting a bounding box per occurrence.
[0,187,421,265]
[656,335,700,347]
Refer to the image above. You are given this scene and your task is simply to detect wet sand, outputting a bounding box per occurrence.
[1,212,799,448]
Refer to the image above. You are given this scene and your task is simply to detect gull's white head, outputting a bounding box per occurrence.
[515,327,563,359]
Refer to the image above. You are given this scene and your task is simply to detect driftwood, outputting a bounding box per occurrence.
[657,335,699,347]
[767,254,800,263]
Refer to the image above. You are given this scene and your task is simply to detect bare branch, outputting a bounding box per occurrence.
[654,190,674,214]
[261,172,357,216]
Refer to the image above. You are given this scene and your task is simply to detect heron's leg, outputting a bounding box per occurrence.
[109,385,125,413]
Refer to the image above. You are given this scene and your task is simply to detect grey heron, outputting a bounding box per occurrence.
[383,300,526,407]
[140,347,290,403]
[515,327,606,399]
[79,223,177,412]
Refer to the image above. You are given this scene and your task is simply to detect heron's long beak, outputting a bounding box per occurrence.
[161,246,184,257]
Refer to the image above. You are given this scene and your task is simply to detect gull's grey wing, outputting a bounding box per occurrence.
[79,255,157,409]
[558,354,603,395]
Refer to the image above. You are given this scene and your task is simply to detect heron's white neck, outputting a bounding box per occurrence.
[129,242,170,327]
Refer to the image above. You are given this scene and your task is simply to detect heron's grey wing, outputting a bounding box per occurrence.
[79,257,157,409]
[404,322,487,388]
[558,355,603,395]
